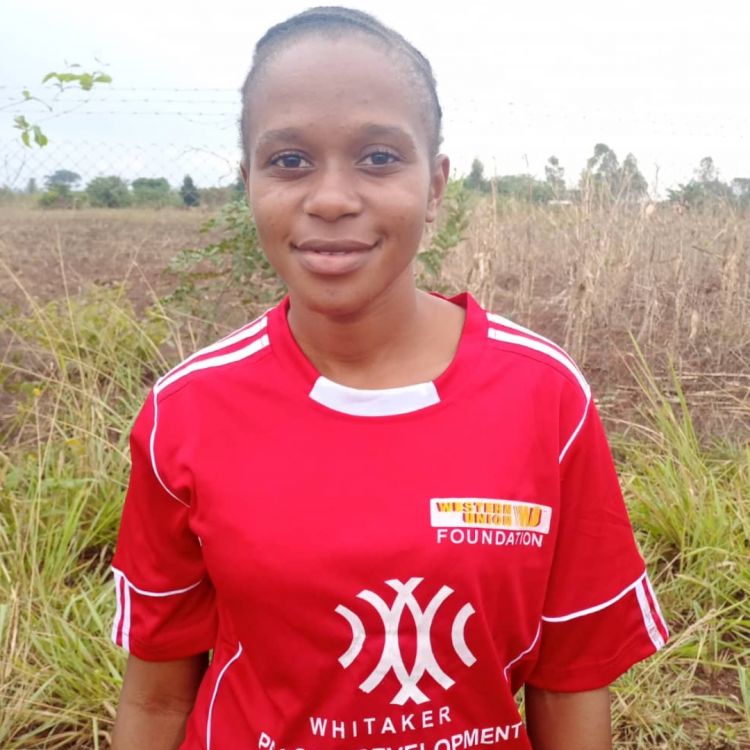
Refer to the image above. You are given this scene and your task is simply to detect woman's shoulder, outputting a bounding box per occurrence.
[473,298,590,403]
[153,307,277,405]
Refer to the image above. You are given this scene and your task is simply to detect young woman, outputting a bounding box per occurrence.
[110,8,668,750]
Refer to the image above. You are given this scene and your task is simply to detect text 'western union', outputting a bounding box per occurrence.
[436,501,543,529]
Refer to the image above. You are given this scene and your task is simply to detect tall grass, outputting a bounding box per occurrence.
[0,281,176,748]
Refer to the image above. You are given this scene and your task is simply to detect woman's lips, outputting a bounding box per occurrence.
[292,239,377,275]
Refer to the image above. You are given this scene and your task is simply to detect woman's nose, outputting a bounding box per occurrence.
[302,166,363,221]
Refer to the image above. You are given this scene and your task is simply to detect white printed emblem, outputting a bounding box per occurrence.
[335,577,476,705]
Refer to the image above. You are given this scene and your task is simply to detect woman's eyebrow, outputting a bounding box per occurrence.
[255,124,417,151]
[357,124,416,148]
[255,127,304,151]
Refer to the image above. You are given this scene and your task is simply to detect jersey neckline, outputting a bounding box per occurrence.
[267,292,486,417]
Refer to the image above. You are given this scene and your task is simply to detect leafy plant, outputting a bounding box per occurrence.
[12,65,112,148]
[166,200,281,314]
[417,179,472,283]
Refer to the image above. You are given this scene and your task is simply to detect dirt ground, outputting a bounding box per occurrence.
[0,207,209,312]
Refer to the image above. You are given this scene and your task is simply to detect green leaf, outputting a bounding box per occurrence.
[22,89,31,99]
[33,126,48,147]
[14,115,30,129]
[42,72,57,83]
[79,73,94,91]
[21,131,30,147]
[94,73,112,84]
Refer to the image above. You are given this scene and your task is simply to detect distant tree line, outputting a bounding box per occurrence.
[464,144,750,209]
[31,171,245,209]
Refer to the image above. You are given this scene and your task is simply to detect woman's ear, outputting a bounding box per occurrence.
[426,154,451,223]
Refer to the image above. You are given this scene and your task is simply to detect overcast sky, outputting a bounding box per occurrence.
[2,0,749,194]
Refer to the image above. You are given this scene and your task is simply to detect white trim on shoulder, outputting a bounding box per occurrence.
[486,326,591,463]
[486,328,590,401]
[207,642,244,750]
[503,622,542,683]
[542,572,646,623]
[161,315,268,383]
[156,333,270,394]
[149,388,189,506]
[148,330,270,504]
[487,313,570,358]
[558,400,591,464]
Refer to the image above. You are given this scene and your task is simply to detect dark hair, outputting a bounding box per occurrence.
[239,6,443,163]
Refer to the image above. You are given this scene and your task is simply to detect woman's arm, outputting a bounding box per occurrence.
[525,684,612,750]
[111,652,209,750]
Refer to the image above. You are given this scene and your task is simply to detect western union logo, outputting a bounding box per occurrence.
[430,498,552,535]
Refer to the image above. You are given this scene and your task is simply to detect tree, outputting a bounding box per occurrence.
[493,174,553,203]
[132,177,173,206]
[26,178,38,194]
[180,175,200,207]
[86,175,131,208]
[586,143,619,187]
[731,178,750,209]
[464,158,489,193]
[619,153,648,200]
[45,169,81,189]
[580,144,647,201]
[696,156,718,183]
[667,156,733,208]
[544,156,566,197]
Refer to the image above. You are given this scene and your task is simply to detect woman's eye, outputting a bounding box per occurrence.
[270,153,309,169]
[363,151,399,166]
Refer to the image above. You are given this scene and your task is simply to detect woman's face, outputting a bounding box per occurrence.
[242,35,449,319]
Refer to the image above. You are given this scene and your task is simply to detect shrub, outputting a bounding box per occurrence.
[131,177,176,207]
[86,175,131,208]
[38,184,79,209]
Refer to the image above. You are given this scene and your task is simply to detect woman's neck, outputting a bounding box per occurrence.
[287,287,464,390]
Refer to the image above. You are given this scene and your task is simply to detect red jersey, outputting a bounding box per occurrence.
[112,293,667,750]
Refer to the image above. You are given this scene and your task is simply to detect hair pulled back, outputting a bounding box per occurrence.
[239,6,443,164]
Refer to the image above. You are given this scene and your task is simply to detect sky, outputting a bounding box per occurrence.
[2,0,749,194]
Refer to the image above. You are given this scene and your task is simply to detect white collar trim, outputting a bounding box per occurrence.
[309,376,440,416]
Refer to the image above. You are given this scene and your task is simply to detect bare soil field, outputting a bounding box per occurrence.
[0,207,209,311]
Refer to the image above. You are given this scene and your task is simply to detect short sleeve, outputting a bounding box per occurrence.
[111,390,217,660]
[526,401,668,691]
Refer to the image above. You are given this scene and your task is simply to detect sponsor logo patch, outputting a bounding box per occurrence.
[430,498,552,535]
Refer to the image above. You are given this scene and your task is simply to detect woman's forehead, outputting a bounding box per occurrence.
[246,36,431,150]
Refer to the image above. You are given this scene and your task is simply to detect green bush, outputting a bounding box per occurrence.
[37,185,87,209]
[86,175,131,208]
[131,177,176,207]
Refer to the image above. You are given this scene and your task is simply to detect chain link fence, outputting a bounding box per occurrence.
[0,138,242,200]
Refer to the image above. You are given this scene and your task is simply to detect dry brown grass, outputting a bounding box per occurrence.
[445,197,750,438]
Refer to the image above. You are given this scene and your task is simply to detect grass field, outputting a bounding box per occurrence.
[0,200,748,748]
